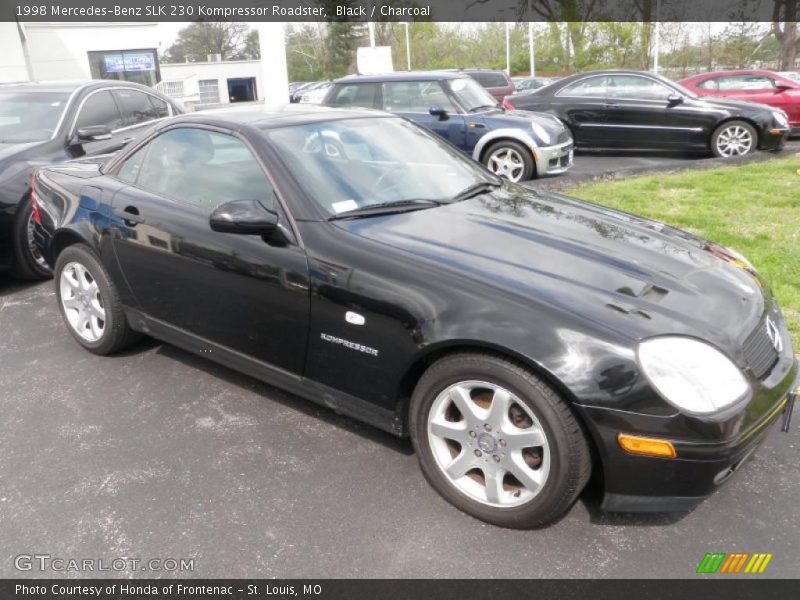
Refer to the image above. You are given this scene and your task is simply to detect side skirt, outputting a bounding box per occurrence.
[125,308,406,437]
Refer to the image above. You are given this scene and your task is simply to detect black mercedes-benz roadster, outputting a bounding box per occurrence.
[32,106,797,528]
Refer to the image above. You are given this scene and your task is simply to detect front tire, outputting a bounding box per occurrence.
[711,120,757,158]
[409,353,591,528]
[54,244,140,355]
[482,140,536,182]
[10,197,51,280]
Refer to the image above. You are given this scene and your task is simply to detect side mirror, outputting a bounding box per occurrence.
[774,84,791,93]
[429,106,449,121]
[667,94,683,106]
[75,125,112,142]
[210,199,279,235]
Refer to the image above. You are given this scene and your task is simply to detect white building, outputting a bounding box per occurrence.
[158,59,263,109]
[0,22,161,84]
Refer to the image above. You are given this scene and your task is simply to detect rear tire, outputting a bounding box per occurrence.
[54,244,141,355]
[711,120,757,158]
[482,140,536,182]
[409,352,591,528]
[10,197,51,280]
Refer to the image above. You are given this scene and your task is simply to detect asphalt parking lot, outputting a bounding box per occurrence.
[1,274,799,579]
[533,137,800,189]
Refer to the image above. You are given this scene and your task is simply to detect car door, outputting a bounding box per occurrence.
[601,74,706,148]
[381,80,468,151]
[553,75,611,145]
[69,89,130,156]
[107,126,310,374]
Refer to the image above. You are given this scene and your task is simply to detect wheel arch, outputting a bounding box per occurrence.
[711,117,761,149]
[473,129,538,164]
[49,227,94,268]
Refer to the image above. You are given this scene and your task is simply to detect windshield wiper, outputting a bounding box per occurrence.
[328,199,443,221]
[451,180,502,202]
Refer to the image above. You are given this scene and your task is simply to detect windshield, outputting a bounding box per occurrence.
[444,77,499,113]
[0,92,70,143]
[266,117,497,217]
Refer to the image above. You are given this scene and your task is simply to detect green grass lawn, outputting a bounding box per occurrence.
[564,156,800,346]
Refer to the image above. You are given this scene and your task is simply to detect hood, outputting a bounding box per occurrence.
[0,141,41,162]
[696,95,776,114]
[337,184,767,352]
[476,107,567,140]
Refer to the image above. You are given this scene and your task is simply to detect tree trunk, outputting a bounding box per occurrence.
[779,21,798,69]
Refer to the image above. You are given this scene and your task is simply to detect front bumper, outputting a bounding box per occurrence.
[534,139,574,175]
[760,127,790,150]
[579,359,799,513]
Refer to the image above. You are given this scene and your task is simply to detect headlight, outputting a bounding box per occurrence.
[530,122,551,145]
[637,337,749,415]
[773,111,789,128]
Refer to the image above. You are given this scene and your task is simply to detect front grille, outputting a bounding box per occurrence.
[742,316,780,379]
[557,128,571,144]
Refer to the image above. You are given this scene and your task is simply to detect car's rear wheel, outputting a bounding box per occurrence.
[711,120,757,158]
[54,244,140,355]
[409,353,591,528]
[10,197,51,280]
[482,140,535,182]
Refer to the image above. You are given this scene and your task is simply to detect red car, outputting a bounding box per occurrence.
[680,69,799,131]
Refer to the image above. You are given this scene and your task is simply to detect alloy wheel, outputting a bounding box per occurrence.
[426,380,550,508]
[59,261,106,342]
[715,125,753,157]
[486,147,526,182]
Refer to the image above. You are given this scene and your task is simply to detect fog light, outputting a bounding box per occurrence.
[618,433,677,459]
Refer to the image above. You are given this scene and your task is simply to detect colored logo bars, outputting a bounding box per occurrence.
[696,552,773,574]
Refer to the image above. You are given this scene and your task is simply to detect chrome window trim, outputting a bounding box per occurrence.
[68,85,175,138]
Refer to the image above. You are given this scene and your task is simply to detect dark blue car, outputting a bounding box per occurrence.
[322,71,574,182]
[323,71,573,181]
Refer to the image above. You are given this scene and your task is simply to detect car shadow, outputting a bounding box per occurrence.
[150,340,415,456]
[577,481,695,527]
[0,273,48,298]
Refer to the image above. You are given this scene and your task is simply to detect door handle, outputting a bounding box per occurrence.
[115,206,144,226]
[603,102,620,108]
[120,137,135,145]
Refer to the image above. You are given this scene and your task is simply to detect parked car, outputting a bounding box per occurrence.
[505,69,791,157]
[33,107,797,528]
[297,82,332,105]
[679,69,800,132]
[515,76,558,95]
[323,71,573,181]
[457,68,516,102]
[290,81,329,104]
[0,80,183,279]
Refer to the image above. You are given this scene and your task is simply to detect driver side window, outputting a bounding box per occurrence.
[122,128,275,211]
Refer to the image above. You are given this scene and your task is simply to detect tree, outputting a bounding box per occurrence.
[242,30,260,60]
[772,0,799,69]
[163,22,251,63]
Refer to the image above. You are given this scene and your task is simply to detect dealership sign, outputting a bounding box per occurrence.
[104,52,155,73]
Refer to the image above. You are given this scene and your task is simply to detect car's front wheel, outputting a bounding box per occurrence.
[711,120,757,158]
[482,140,535,182]
[54,244,140,355]
[10,197,51,280]
[410,353,591,528]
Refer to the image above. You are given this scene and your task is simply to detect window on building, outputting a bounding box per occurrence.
[198,80,221,105]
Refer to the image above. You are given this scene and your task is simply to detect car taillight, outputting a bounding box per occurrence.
[30,175,42,224]
[502,98,515,111]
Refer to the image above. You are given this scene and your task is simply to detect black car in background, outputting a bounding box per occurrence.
[0,80,183,279]
[32,107,797,528]
[505,70,791,157]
